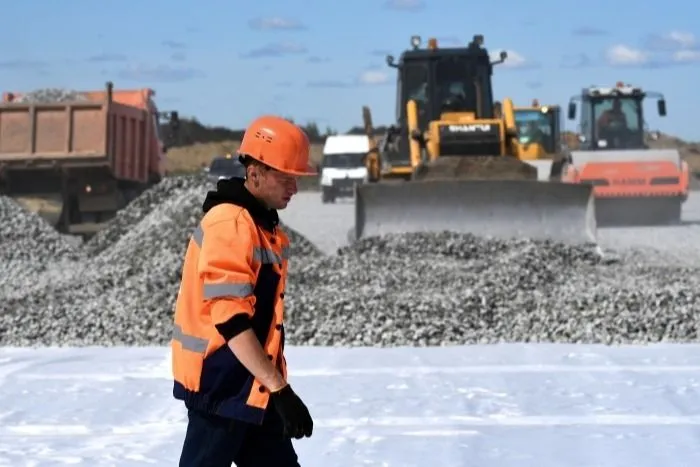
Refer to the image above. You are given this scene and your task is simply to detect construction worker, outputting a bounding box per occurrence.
[518,120,546,145]
[597,99,628,133]
[171,115,316,466]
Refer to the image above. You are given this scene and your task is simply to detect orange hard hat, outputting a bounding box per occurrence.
[237,115,316,176]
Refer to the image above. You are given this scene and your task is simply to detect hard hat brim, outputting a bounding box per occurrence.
[236,152,317,176]
[280,166,318,176]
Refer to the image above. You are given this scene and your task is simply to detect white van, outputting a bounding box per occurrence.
[319,134,369,203]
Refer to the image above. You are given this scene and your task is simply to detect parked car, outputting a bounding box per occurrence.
[204,154,245,181]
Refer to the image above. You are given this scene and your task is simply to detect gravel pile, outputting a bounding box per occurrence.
[83,174,210,256]
[0,196,83,296]
[11,88,88,103]
[284,233,700,346]
[1,175,697,347]
[0,175,320,345]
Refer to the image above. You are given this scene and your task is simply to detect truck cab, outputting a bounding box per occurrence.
[319,134,369,203]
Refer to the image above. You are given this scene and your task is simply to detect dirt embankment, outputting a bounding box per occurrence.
[166,141,325,174]
[649,133,700,175]
[168,132,700,193]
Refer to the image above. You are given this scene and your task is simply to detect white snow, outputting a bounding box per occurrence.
[2,344,700,466]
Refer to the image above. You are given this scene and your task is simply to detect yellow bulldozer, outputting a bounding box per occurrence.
[512,100,566,180]
[354,35,596,244]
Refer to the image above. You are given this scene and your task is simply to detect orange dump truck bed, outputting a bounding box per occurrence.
[0,89,158,184]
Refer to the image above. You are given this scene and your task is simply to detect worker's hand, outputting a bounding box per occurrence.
[270,384,313,439]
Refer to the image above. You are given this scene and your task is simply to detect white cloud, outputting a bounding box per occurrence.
[606,32,698,67]
[248,17,305,30]
[672,49,700,63]
[490,50,530,68]
[605,44,649,66]
[358,70,390,85]
[645,30,697,52]
[663,31,696,49]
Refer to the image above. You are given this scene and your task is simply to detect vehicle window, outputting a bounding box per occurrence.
[402,63,429,106]
[514,109,555,149]
[593,97,641,131]
[323,152,365,168]
[209,158,239,172]
[434,57,478,114]
[514,110,552,136]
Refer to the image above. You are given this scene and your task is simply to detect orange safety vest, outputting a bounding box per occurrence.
[171,183,289,425]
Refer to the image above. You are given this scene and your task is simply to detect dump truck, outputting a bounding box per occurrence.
[354,35,595,244]
[513,100,565,180]
[0,82,179,236]
[565,82,689,225]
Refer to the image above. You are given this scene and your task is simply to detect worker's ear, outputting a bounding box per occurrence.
[248,163,263,187]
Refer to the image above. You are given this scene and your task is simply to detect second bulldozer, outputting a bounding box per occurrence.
[354,35,595,244]
[512,100,566,180]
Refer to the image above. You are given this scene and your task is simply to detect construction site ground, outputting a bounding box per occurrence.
[2,174,700,465]
[3,323,700,465]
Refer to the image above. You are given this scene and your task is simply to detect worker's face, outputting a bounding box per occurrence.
[249,165,298,210]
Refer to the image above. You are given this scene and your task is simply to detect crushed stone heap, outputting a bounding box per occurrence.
[0,195,83,293]
[10,88,89,103]
[284,233,700,346]
[1,175,697,347]
[0,175,321,346]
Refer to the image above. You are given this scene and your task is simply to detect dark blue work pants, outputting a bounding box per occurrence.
[179,408,300,467]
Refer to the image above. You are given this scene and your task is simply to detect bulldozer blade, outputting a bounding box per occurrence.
[353,179,597,244]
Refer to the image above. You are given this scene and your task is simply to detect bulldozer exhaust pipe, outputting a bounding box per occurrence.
[353,179,597,244]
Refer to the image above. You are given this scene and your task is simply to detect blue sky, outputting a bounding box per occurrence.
[1,0,698,139]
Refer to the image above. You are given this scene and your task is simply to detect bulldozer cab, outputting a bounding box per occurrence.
[513,101,561,156]
[567,82,667,151]
[375,35,504,178]
[394,42,496,127]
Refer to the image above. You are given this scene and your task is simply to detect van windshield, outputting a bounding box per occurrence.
[324,152,365,168]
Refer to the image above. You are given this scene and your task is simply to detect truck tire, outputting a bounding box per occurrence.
[321,187,335,204]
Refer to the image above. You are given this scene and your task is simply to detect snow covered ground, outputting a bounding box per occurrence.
[2,345,700,466]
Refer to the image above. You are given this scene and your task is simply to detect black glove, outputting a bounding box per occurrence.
[270,384,313,439]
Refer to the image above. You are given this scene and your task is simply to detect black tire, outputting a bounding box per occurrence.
[662,198,683,225]
[549,154,570,181]
[321,187,334,204]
